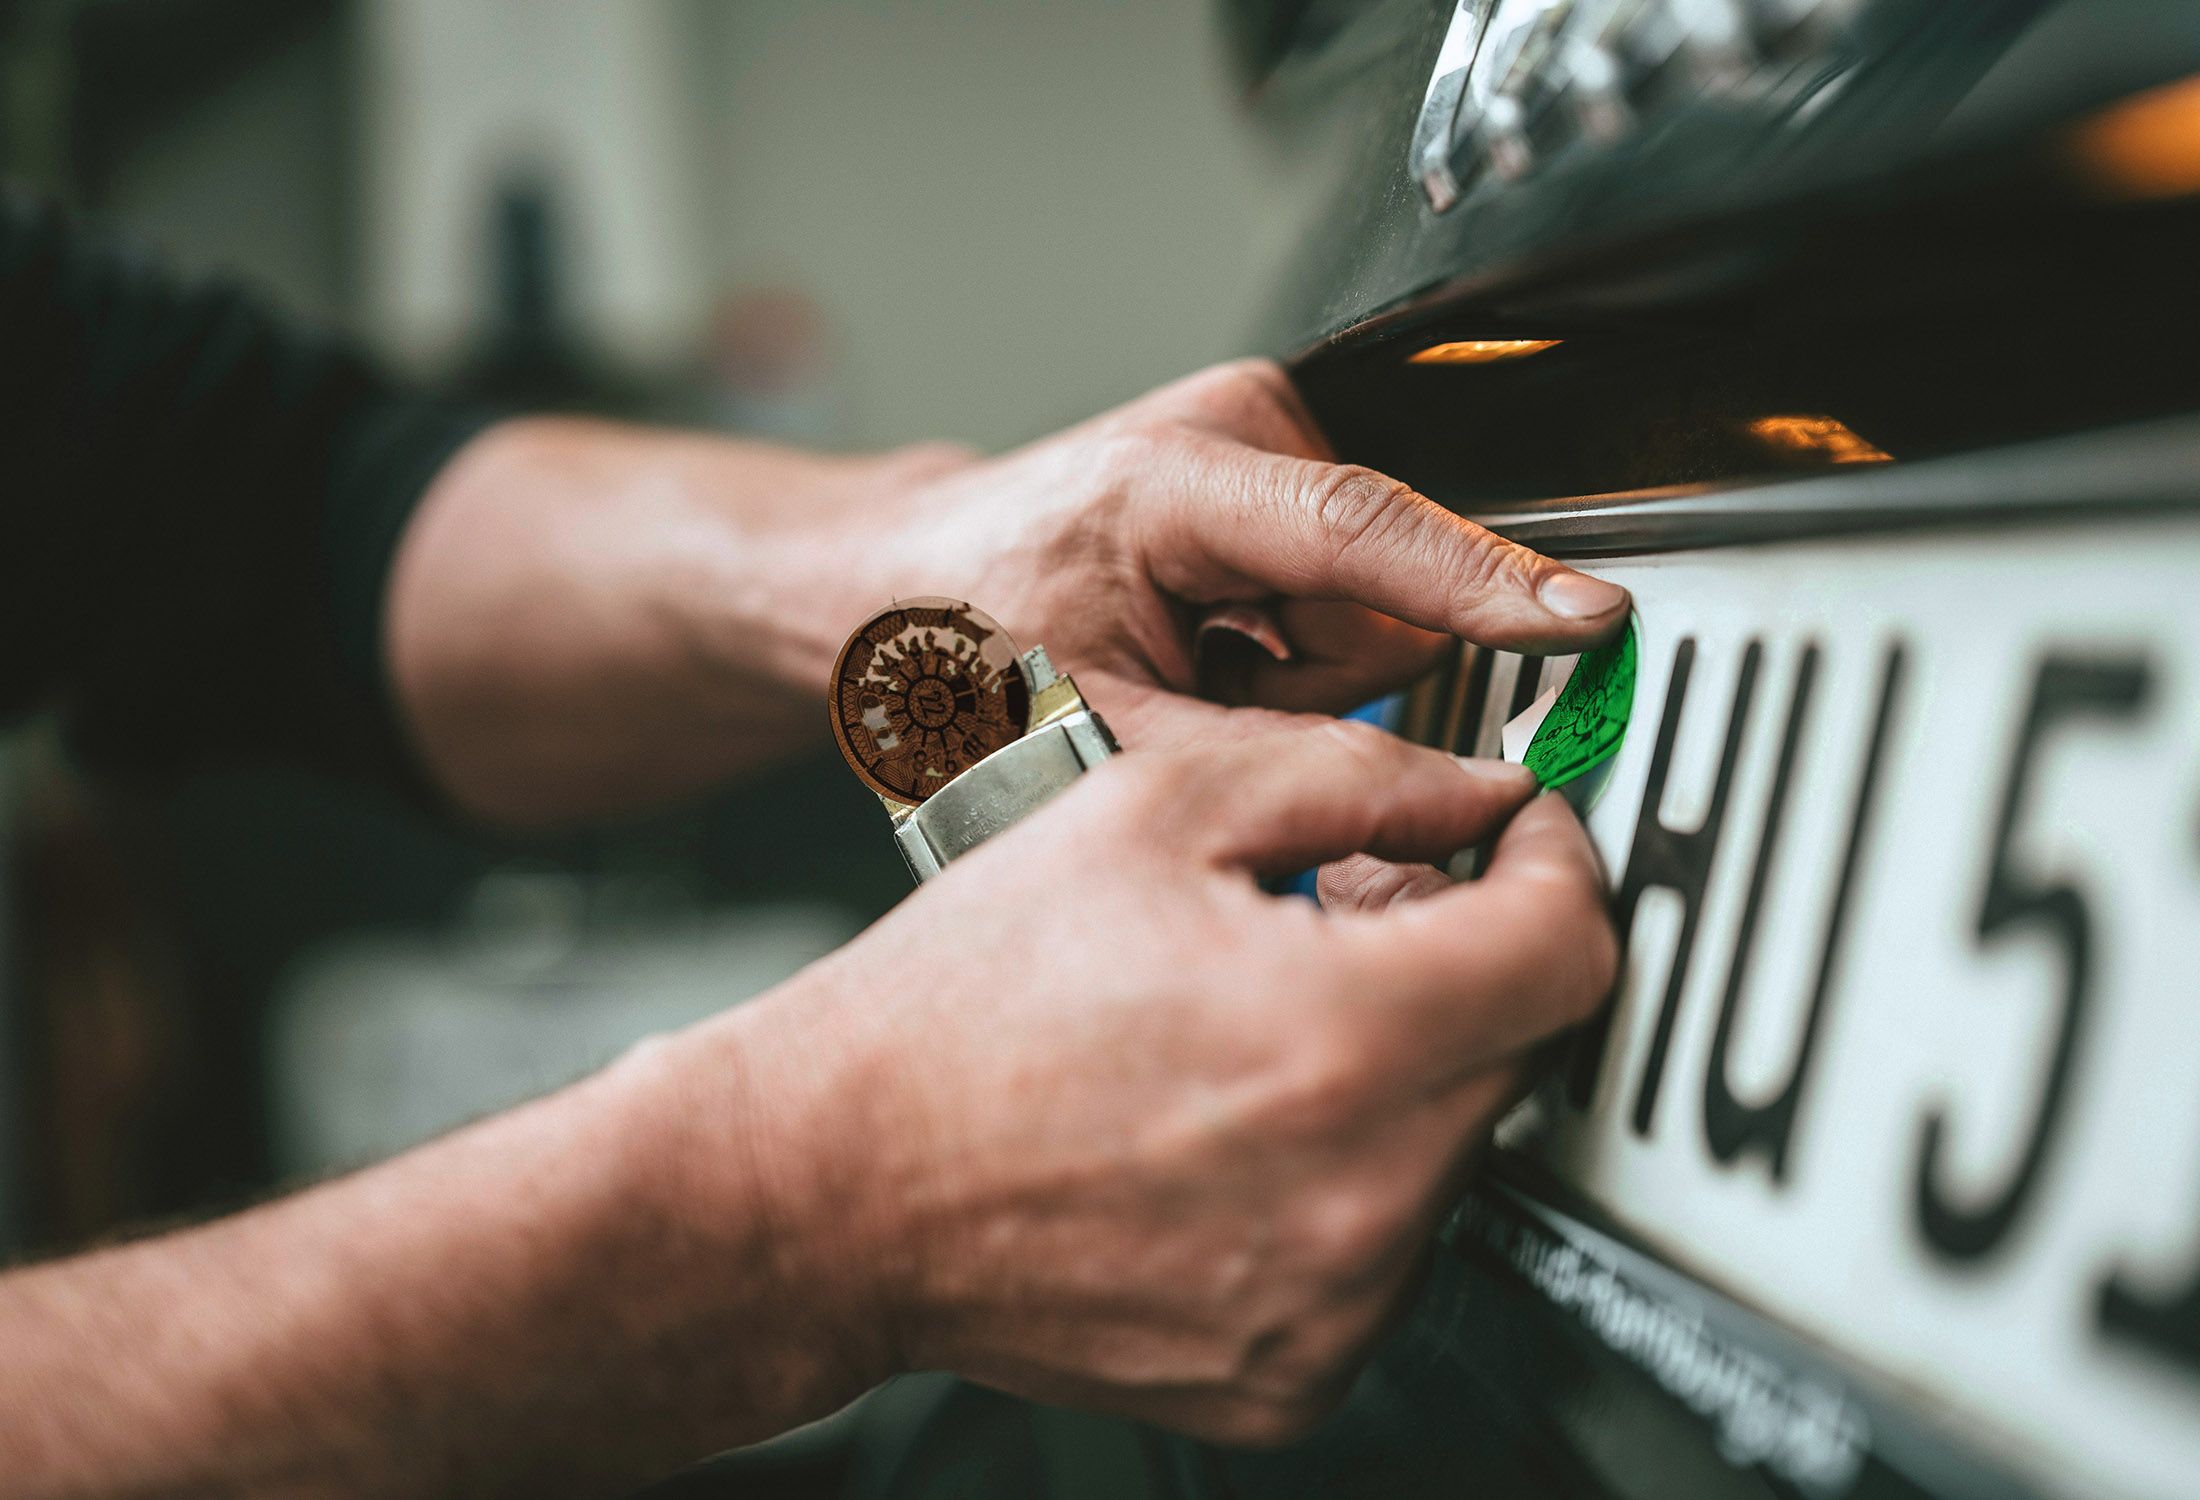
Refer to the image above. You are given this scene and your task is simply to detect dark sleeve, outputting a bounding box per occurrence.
[0,190,491,785]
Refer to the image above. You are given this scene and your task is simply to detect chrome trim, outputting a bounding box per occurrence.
[1469,416,2200,557]
[1411,2,1498,212]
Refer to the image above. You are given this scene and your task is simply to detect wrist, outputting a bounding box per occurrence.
[667,439,948,690]
[594,966,911,1405]
[390,419,922,821]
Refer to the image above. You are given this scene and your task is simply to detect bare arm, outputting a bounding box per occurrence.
[0,1002,885,1498]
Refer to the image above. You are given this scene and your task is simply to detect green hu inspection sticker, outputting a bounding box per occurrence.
[1501,619,1638,791]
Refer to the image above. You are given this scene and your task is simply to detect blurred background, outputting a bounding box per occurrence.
[0,0,1314,1254]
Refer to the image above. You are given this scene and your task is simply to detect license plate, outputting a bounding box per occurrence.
[1409,509,2200,1496]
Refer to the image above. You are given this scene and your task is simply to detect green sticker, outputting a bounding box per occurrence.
[1522,619,1637,790]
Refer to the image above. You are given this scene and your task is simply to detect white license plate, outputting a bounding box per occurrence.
[1438,513,2200,1497]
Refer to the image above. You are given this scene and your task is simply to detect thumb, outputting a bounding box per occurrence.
[1317,854,1454,912]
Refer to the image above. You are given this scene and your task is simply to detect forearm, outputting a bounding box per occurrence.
[385,417,944,826]
[0,1000,886,1498]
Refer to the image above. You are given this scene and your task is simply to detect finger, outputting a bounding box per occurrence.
[1193,602,1295,706]
[1140,440,1630,655]
[1316,854,1451,912]
[1196,603,1294,665]
[1088,676,1327,752]
[1336,795,1617,1068]
[1122,357,1334,462]
[1166,723,1537,874]
[1233,600,1450,713]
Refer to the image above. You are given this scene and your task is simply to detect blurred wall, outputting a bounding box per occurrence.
[682,0,1296,450]
[356,0,712,378]
[96,22,353,324]
[346,0,1290,449]
[91,2,1292,449]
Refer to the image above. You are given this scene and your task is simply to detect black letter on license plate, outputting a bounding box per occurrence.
[1566,637,1760,1125]
[1704,645,1906,1181]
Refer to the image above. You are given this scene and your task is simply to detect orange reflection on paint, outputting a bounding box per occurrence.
[1406,338,1563,366]
[1747,415,1892,465]
[2069,74,2200,200]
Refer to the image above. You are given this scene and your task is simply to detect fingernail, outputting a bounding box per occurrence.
[1538,569,1629,621]
[1195,604,1293,662]
[1456,756,1538,791]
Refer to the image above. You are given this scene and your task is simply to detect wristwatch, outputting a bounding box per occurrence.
[828,598,1119,883]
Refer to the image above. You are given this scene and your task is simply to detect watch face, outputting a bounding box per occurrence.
[830,598,1031,805]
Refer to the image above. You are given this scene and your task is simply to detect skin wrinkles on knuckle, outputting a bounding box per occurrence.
[1067,474,1144,570]
[1304,466,1420,583]
[1452,521,1546,603]
[1349,870,1450,914]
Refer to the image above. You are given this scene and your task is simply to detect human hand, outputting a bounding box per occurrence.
[832,359,1630,750]
[386,360,1623,824]
[682,724,1614,1445]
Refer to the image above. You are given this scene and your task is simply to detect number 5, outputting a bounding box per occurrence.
[1914,654,2152,1262]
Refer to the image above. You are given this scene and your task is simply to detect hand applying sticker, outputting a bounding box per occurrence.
[389,359,1630,824]
[833,360,1634,756]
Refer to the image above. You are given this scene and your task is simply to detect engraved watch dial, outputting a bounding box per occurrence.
[830,598,1031,805]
